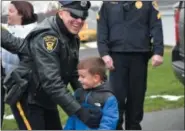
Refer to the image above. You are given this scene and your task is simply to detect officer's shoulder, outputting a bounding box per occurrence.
[31,32,58,44]
[42,34,58,53]
[31,32,59,53]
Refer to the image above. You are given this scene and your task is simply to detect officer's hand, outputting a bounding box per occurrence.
[151,55,163,67]
[102,55,114,70]
[76,107,102,128]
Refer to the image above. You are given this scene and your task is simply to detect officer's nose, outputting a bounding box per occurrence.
[76,18,84,23]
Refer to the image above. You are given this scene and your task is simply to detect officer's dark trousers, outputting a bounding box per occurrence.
[1,86,5,127]
[27,104,62,130]
[11,96,62,130]
[1,67,5,127]
[109,52,149,130]
[10,96,30,130]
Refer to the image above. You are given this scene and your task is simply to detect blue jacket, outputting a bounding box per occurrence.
[64,82,119,130]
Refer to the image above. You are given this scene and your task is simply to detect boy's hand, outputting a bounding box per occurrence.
[76,107,102,128]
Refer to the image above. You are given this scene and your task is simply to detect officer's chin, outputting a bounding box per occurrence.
[70,29,80,35]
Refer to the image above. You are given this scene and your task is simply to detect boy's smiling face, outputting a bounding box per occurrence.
[78,69,101,89]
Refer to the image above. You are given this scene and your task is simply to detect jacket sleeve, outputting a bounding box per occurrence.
[149,1,164,56]
[69,38,82,91]
[70,69,83,91]
[64,116,75,130]
[98,96,119,130]
[1,26,23,53]
[30,33,81,116]
[97,2,110,57]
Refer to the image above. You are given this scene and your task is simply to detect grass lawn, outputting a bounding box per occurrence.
[2,47,184,130]
[144,47,184,112]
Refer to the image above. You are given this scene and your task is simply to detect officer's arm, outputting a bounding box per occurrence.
[30,34,81,116]
[70,39,82,91]
[70,69,82,91]
[98,96,119,130]
[97,3,110,57]
[1,26,23,53]
[149,1,164,56]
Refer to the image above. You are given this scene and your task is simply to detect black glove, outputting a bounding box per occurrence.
[76,107,102,128]
[4,71,28,105]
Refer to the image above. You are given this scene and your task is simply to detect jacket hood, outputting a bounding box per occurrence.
[89,81,114,94]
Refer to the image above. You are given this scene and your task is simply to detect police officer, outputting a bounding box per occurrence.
[4,1,102,130]
[97,1,164,130]
[1,26,23,127]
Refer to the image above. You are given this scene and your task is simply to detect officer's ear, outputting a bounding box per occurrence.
[58,9,65,19]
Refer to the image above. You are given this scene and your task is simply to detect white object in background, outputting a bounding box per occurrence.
[147,95,184,101]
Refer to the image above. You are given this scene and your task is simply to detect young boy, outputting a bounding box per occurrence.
[64,57,119,130]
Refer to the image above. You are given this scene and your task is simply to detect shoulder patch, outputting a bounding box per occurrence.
[152,1,159,11]
[43,35,58,53]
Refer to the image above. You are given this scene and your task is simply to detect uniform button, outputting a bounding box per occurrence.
[34,93,36,96]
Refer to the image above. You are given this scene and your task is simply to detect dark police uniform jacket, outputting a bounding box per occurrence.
[5,16,82,115]
[97,1,164,57]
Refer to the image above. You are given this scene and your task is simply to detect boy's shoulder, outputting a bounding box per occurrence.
[91,82,115,104]
[96,81,115,96]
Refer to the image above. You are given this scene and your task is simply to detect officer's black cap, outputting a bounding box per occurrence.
[58,1,91,20]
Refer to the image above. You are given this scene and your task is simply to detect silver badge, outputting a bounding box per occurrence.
[80,1,87,7]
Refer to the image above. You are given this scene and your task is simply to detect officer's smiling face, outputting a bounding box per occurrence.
[78,69,101,89]
[59,10,85,34]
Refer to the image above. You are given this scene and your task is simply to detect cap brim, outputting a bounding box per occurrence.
[64,8,88,19]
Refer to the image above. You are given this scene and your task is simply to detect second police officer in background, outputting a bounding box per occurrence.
[97,1,164,130]
[4,1,102,130]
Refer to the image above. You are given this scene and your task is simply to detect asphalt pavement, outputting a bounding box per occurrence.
[79,47,184,130]
[141,108,184,130]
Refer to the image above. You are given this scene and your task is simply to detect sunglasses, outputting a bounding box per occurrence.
[64,8,88,21]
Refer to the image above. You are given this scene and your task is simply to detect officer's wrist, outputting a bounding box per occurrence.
[100,52,109,57]
[153,51,163,57]
[76,107,83,117]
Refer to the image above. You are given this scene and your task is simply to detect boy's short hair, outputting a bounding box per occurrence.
[78,57,107,81]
